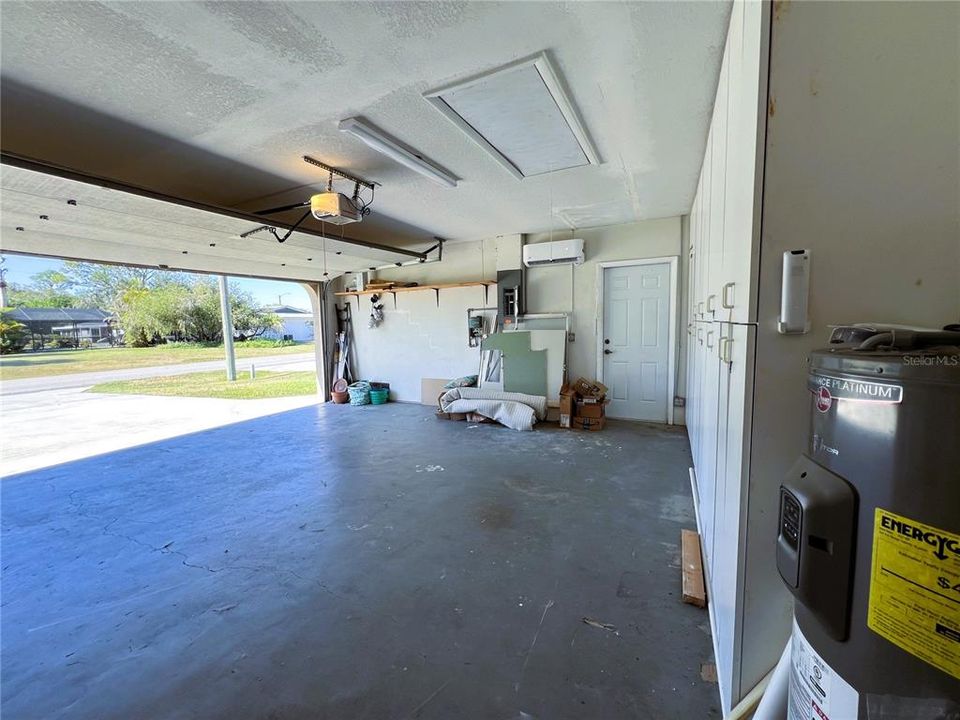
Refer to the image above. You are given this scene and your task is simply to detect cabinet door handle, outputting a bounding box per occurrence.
[697,328,704,345]
[719,336,733,364]
[706,330,715,349]
[721,282,736,309]
[707,294,716,313]
[697,301,704,317]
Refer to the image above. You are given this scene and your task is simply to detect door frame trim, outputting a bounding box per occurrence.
[595,256,678,425]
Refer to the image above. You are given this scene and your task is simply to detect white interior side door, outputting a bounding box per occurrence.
[602,263,671,422]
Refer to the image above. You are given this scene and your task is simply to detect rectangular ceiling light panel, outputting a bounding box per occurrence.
[338,117,459,188]
[425,53,600,179]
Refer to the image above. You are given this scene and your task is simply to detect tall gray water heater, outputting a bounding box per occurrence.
[777,326,960,719]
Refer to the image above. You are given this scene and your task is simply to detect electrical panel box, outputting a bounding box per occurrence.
[496,269,524,325]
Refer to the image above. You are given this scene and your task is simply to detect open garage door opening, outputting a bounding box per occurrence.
[0,252,328,476]
[0,155,437,476]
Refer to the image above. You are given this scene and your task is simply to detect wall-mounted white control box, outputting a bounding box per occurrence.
[778,249,811,334]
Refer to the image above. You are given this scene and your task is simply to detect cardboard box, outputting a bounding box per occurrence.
[574,399,607,419]
[466,412,496,423]
[570,416,605,432]
[436,410,468,421]
[573,377,608,400]
[559,382,576,423]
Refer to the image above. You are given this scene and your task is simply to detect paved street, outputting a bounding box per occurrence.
[0,352,315,396]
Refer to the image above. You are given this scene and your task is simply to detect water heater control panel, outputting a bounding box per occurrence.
[777,456,858,641]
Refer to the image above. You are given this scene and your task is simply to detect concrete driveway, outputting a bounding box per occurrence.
[0,352,315,396]
[1,387,319,476]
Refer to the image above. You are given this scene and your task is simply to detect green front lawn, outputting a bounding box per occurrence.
[0,343,315,381]
[89,370,318,400]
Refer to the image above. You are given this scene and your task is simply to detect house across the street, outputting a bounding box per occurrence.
[4,307,113,348]
[263,305,314,343]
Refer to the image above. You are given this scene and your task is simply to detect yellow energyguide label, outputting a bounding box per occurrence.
[868,508,960,679]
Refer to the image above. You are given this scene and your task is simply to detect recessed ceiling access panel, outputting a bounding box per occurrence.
[425,53,601,180]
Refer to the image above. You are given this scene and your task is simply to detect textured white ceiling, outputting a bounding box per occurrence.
[0,1,730,250]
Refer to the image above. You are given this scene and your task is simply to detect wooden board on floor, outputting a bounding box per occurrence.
[681,529,707,608]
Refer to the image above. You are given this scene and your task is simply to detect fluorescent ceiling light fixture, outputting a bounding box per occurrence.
[424,52,601,180]
[338,117,459,188]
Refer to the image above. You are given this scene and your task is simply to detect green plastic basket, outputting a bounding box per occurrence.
[347,381,371,406]
[369,388,389,405]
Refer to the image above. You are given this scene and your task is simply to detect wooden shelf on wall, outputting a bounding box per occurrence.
[334,280,496,307]
[334,280,495,297]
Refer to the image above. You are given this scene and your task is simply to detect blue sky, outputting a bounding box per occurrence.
[1,254,312,310]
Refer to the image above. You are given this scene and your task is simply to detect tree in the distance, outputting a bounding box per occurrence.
[6,268,80,308]
[0,308,29,354]
[5,258,283,346]
[116,284,189,343]
[62,262,183,316]
[5,282,76,308]
[116,279,279,344]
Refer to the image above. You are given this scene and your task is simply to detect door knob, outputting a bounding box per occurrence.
[604,349,613,355]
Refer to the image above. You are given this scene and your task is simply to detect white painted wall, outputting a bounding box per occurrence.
[525,217,682,386]
[344,219,683,407]
[375,236,503,286]
[340,236,500,402]
[342,283,494,403]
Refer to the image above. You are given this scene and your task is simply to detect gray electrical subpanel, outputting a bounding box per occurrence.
[496,269,523,326]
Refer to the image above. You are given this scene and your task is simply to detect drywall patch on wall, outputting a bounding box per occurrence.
[503,350,548,397]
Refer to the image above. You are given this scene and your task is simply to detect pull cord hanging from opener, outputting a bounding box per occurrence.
[321,219,328,279]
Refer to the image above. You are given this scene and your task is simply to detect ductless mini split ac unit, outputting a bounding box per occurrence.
[522,239,585,267]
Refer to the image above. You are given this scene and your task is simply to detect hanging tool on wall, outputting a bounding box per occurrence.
[368,293,385,329]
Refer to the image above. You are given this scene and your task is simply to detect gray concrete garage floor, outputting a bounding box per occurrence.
[1,402,719,719]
